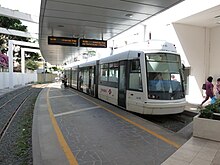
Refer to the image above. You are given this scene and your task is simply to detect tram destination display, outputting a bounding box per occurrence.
[48,36,78,46]
[80,39,107,48]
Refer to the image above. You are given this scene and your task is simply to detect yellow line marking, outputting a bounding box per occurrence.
[46,87,78,165]
[72,91,181,149]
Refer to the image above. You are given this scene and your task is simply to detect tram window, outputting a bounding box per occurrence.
[109,62,118,83]
[130,60,141,72]
[72,68,78,87]
[83,68,90,87]
[167,55,179,62]
[100,64,108,81]
[147,53,180,62]
[129,60,142,91]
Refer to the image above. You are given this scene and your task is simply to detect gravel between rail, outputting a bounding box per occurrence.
[0,85,44,165]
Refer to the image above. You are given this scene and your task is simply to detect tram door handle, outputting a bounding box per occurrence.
[130,93,133,96]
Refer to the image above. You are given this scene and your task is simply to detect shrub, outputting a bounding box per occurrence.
[198,98,220,119]
[199,108,213,119]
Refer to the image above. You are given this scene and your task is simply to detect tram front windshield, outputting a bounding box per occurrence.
[146,53,185,100]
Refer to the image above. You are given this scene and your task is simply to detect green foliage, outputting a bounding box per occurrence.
[25,52,42,61]
[87,50,96,56]
[25,59,39,71]
[199,98,220,119]
[51,66,58,71]
[212,99,220,113]
[0,16,27,31]
[0,16,30,53]
[199,108,213,119]
[48,66,63,73]
[15,93,38,164]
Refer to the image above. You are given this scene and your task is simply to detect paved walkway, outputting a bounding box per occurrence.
[173,100,220,165]
[162,137,220,165]
[32,83,187,165]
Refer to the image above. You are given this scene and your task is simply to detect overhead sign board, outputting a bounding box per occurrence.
[48,36,78,46]
[80,39,107,48]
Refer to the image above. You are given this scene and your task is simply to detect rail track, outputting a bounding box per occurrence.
[136,110,197,133]
[0,92,31,141]
[0,86,32,107]
[0,85,47,142]
[0,84,46,165]
[0,86,33,141]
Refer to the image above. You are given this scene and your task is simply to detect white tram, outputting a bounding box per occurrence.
[65,40,186,115]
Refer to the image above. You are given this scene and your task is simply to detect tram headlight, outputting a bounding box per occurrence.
[148,94,153,99]
[148,94,159,99]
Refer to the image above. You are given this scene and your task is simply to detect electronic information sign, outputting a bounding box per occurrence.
[48,36,78,46]
[80,39,107,48]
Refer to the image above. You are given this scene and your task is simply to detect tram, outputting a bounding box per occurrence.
[65,40,186,115]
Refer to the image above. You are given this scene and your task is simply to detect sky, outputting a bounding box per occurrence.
[0,0,41,37]
[0,0,41,16]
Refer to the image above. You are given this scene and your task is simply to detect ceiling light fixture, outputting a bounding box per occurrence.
[58,25,64,27]
[214,15,220,19]
[125,14,133,18]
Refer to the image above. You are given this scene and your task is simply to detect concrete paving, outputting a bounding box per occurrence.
[32,83,188,165]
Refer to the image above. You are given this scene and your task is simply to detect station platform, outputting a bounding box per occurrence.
[28,83,220,164]
[1,83,220,164]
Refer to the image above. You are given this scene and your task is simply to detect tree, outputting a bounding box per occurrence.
[25,52,42,61]
[0,16,29,52]
[51,66,59,71]
[0,16,27,31]
[0,16,36,72]
[25,59,39,71]
[24,52,43,71]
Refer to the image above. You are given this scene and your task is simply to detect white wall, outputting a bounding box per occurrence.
[210,27,220,79]
[0,72,10,89]
[173,24,208,103]
[0,72,37,89]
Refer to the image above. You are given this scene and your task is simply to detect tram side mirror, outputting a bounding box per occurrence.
[182,64,185,71]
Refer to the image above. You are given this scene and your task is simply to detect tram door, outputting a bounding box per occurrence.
[89,66,95,96]
[118,61,126,108]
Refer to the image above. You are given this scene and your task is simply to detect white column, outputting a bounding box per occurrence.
[21,48,25,73]
[7,40,14,88]
[143,25,147,41]
[21,48,25,86]
[204,27,210,78]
